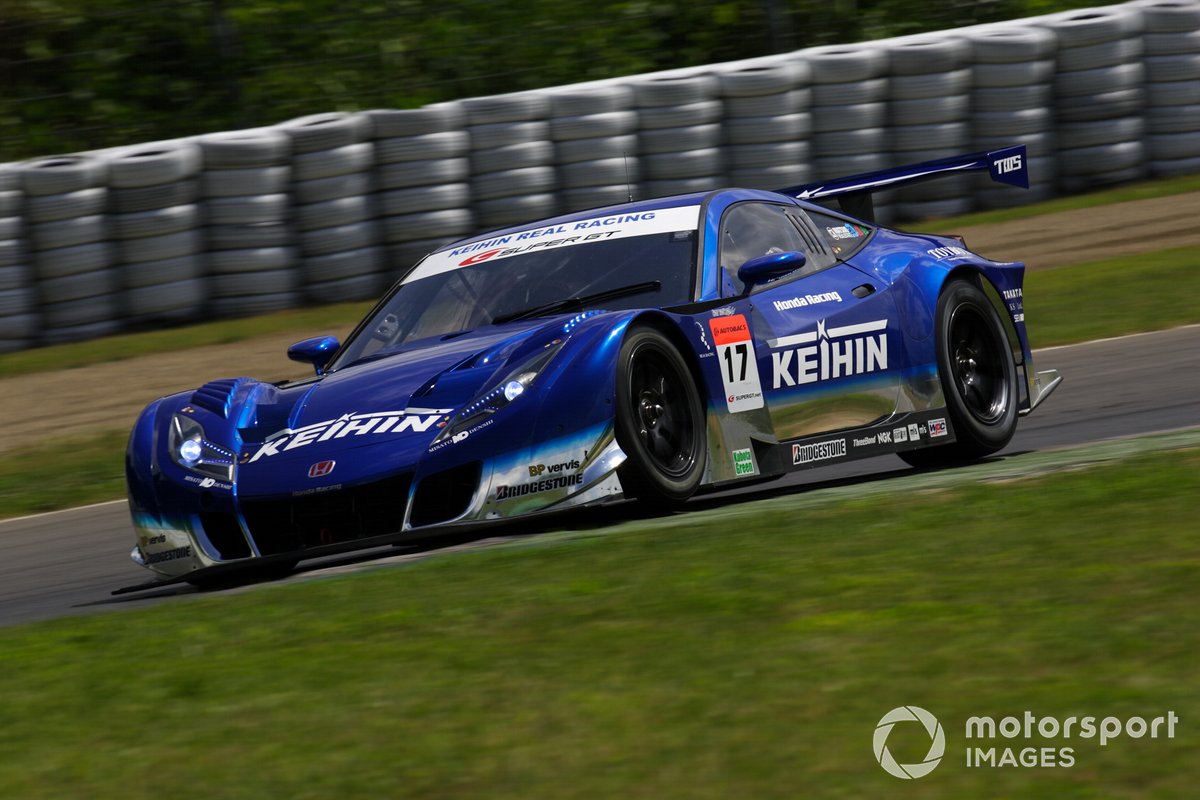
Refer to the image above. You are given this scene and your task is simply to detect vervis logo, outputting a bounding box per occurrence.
[874,706,945,779]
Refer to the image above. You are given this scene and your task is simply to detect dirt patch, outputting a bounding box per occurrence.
[2,191,1196,454]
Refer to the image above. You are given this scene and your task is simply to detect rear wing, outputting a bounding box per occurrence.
[779,145,1029,222]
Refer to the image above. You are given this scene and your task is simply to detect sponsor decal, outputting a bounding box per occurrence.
[826,223,866,240]
[929,418,948,438]
[711,305,736,317]
[183,475,232,491]
[694,321,711,351]
[893,426,909,443]
[1002,288,1022,300]
[772,291,843,312]
[877,430,892,444]
[427,417,495,453]
[495,473,584,500]
[709,314,765,413]
[908,423,921,441]
[769,318,888,389]
[529,459,581,477]
[994,153,1023,175]
[308,460,336,478]
[248,408,451,463]
[144,546,193,565]
[409,206,701,281]
[731,448,757,477]
[853,434,878,447]
[293,483,343,497]
[927,246,972,260]
[792,438,847,465]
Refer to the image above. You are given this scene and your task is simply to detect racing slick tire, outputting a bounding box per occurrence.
[615,325,707,506]
[900,280,1017,468]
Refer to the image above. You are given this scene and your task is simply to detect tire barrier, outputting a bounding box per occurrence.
[277,112,378,309]
[805,42,894,221]
[0,0,1196,351]
[19,153,120,344]
[967,25,1058,208]
[1137,0,1200,176]
[633,73,725,198]
[718,57,813,190]
[109,140,206,325]
[548,85,640,213]
[465,92,557,230]
[1042,5,1149,192]
[0,164,36,352]
[884,35,974,220]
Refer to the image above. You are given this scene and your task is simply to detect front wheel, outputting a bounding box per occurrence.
[615,325,707,506]
[900,280,1018,468]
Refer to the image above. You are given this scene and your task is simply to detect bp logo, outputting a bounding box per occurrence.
[874,706,945,779]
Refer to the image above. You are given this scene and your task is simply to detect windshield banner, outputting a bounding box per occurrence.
[408,205,701,282]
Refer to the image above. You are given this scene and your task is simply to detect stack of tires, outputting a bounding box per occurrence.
[632,74,725,198]
[368,104,474,277]
[19,154,119,343]
[107,141,206,325]
[548,85,640,213]
[967,25,1058,208]
[804,44,891,219]
[277,112,382,305]
[716,58,813,190]
[199,127,297,317]
[884,36,974,220]
[1043,5,1147,192]
[0,165,36,352]
[1138,0,1200,176]
[465,93,557,230]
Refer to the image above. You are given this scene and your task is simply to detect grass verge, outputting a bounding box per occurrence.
[1024,245,1199,346]
[1,447,1196,798]
[0,430,129,519]
[0,299,373,380]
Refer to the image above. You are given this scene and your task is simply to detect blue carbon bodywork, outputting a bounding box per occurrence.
[126,149,1059,582]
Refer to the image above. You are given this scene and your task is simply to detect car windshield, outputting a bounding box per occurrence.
[330,206,700,369]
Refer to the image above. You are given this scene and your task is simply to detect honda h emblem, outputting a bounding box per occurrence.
[308,460,336,478]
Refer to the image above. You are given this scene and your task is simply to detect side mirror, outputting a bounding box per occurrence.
[737,250,806,291]
[287,336,340,375]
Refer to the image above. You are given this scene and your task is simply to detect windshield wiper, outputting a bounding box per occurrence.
[492,280,662,325]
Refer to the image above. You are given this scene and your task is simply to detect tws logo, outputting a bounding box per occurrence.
[874,706,945,780]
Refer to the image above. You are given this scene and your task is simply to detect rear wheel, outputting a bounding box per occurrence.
[615,326,707,506]
[900,280,1017,468]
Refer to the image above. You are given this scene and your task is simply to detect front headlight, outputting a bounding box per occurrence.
[431,339,564,445]
[168,414,236,481]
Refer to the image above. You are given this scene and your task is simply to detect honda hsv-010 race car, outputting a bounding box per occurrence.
[124,145,1060,587]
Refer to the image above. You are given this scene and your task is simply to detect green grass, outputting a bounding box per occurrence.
[0,430,128,519]
[1025,246,1200,347]
[1,447,1196,799]
[930,171,1200,229]
[0,299,372,380]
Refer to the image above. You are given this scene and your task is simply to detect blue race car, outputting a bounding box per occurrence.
[124,146,1061,586]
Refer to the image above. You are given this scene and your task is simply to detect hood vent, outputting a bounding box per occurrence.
[190,377,250,419]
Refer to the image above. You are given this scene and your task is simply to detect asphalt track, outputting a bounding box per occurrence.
[2,325,1197,628]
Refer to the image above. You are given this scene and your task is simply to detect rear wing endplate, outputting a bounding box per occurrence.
[779,145,1029,222]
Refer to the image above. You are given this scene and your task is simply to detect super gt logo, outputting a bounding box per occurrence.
[247,409,451,463]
